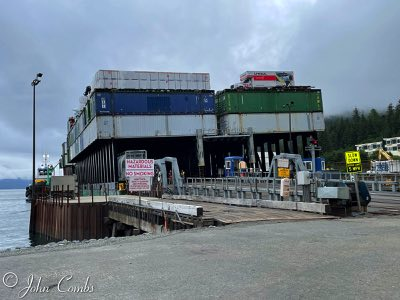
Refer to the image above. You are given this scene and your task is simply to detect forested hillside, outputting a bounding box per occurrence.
[318,100,400,169]
[0,179,30,189]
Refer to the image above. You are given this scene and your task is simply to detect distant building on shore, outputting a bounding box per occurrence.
[356,136,400,157]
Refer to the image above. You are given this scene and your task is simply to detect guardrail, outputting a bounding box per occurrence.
[185,177,316,202]
[184,173,400,203]
[319,172,399,192]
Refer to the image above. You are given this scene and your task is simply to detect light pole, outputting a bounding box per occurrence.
[283,101,294,153]
[31,73,43,202]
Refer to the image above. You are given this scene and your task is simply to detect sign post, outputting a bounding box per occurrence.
[345,151,362,173]
[345,151,362,211]
[126,159,155,232]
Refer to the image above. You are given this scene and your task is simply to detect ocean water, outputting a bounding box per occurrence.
[0,189,31,250]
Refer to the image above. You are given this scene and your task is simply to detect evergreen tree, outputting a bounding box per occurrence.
[384,103,395,137]
[394,99,400,135]
[320,100,399,166]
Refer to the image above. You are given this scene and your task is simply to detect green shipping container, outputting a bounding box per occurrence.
[216,89,323,115]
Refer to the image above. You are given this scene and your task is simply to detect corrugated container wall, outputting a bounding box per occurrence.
[92,70,211,91]
[216,89,323,115]
[92,91,215,115]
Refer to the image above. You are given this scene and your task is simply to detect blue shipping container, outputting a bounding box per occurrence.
[92,91,215,115]
[93,92,112,114]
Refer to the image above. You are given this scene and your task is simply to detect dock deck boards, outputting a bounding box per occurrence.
[66,195,335,224]
[101,195,335,225]
[155,198,336,224]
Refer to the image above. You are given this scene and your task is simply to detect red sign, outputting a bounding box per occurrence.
[129,177,151,191]
[252,75,276,81]
[125,159,154,178]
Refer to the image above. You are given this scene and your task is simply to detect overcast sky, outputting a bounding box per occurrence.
[1,0,399,179]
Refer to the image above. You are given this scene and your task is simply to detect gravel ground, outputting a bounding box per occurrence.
[0,217,399,299]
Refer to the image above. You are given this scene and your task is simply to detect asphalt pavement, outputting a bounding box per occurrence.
[0,217,399,300]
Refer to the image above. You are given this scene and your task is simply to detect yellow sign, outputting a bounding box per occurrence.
[345,151,361,164]
[345,151,362,173]
[278,167,290,178]
[347,164,362,173]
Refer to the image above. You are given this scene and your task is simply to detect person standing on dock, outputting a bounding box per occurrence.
[239,160,247,177]
[168,170,173,184]
[180,170,185,181]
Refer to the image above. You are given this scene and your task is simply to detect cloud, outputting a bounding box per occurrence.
[0,0,399,179]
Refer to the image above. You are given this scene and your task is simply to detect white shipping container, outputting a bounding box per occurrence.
[139,72,150,81]
[179,73,188,81]
[168,80,177,90]
[219,112,325,135]
[128,79,140,89]
[69,118,98,160]
[91,70,210,91]
[114,114,217,137]
[158,73,167,89]
[150,72,159,81]
[187,80,196,90]
[98,70,117,80]
[150,80,160,90]
[119,71,138,80]
[180,78,188,89]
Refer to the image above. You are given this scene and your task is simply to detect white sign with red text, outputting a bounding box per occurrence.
[125,159,154,178]
[129,176,152,192]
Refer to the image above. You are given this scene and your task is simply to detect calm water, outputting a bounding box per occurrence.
[0,189,32,250]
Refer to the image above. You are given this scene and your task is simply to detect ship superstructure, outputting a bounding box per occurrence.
[61,70,324,192]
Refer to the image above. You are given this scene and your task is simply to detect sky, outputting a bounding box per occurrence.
[0,0,399,179]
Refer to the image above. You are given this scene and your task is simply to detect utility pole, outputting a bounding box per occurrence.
[30,73,43,234]
[283,101,294,153]
[305,136,321,173]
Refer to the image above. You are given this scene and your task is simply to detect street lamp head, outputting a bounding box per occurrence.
[35,73,43,84]
[31,73,43,86]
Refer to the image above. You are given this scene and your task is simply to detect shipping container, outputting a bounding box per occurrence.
[113,114,217,138]
[92,90,215,115]
[216,89,323,115]
[91,70,211,91]
[69,118,98,160]
[93,92,112,115]
[218,112,325,134]
[68,113,217,160]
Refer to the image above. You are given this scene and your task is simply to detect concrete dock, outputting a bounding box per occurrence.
[1,217,400,299]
